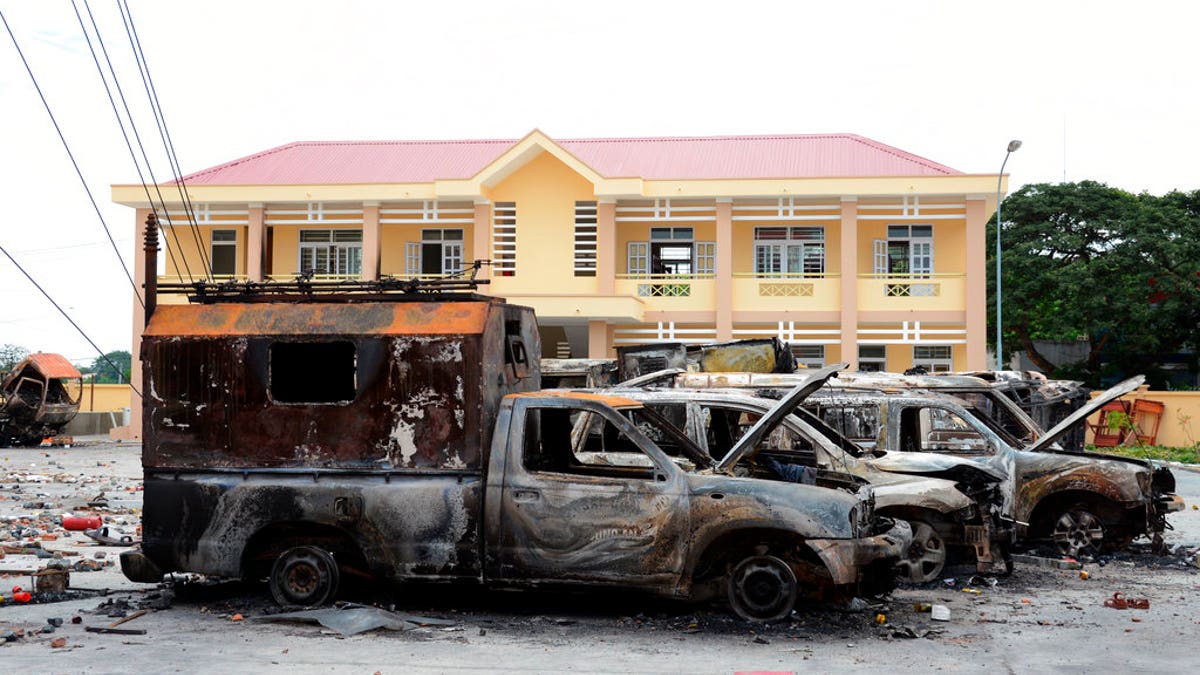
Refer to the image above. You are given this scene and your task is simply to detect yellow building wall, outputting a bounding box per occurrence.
[162,225,247,278]
[79,384,132,412]
[271,227,298,277]
[855,219,967,275]
[1083,389,1200,448]
[487,152,598,296]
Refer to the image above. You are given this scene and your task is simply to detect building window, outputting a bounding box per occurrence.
[211,229,237,276]
[574,201,597,277]
[299,229,362,276]
[754,227,825,276]
[858,345,887,372]
[913,345,953,373]
[626,227,715,277]
[792,344,825,369]
[405,229,464,276]
[874,225,933,277]
[493,202,517,277]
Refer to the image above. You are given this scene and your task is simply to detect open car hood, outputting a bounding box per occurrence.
[715,363,847,474]
[1027,375,1145,454]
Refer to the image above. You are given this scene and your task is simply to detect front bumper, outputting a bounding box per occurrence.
[806,520,913,586]
[1160,494,1186,514]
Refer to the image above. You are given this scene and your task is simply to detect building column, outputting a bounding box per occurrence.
[715,199,733,340]
[588,319,610,359]
[965,198,988,370]
[839,198,859,370]
[473,201,492,285]
[247,204,265,281]
[362,202,380,281]
[597,201,616,295]
[115,208,152,441]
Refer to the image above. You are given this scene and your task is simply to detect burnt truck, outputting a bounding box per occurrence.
[0,353,83,447]
[121,232,909,621]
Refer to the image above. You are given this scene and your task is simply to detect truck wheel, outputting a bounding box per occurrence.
[727,555,798,622]
[269,545,339,608]
[1050,503,1106,557]
[896,521,946,583]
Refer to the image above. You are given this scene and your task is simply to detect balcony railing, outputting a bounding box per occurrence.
[732,273,840,311]
[858,273,965,310]
[615,274,716,309]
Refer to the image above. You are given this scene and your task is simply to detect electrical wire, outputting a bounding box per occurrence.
[76,0,194,283]
[0,9,145,309]
[119,0,213,280]
[0,242,142,399]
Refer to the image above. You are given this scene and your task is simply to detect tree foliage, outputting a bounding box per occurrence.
[0,344,29,373]
[81,350,132,384]
[989,182,1200,386]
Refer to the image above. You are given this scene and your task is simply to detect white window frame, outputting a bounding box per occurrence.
[574,201,598,277]
[628,228,714,278]
[210,229,237,276]
[912,345,953,373]
[753,226,825,277]
[493,202,517,277]
[298,229,362,276]
[792,344,826,369]
[858,345,887,372]
[877,225,934,278]
[406,228,464,276]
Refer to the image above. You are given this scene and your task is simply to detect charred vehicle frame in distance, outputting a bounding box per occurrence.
[0,353,83,447]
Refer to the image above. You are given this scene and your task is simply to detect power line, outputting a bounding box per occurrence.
[0,8,145,309]
[75,0,193,283]
[0,242,141,400]
[119,0,214,281]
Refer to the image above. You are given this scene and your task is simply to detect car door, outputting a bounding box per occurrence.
[495,398,690,588]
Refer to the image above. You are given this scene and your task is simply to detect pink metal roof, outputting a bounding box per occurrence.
[178,133,961,186]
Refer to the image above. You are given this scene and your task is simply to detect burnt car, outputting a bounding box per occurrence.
[637,371,1184,557]
[599,373,1008,582]
[801,378,1183,557]
[0,353,83,447]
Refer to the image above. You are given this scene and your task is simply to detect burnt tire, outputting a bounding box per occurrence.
[727,555,798,622]
[269,545,339,608]
[1050,503,1107,558]
[895,520,947,583]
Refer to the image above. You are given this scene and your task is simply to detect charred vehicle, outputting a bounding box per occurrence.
[0,353,83,447]
[637,371,1184,557]
[801,379,1183,557]
[122,220,909,622]
[598,377,1008,582]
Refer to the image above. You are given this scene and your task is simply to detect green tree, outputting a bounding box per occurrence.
[87,350,132,384]
[990,182,1200,386]
[0,344,30,373]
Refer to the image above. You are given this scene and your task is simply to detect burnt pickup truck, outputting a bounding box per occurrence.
[122,282,908,621]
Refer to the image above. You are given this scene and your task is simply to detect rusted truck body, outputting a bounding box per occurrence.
[597,381,1008,582]
[0,353,83,447]
[122,277,909,620]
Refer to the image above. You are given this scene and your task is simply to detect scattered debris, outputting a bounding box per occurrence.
[1103,593,1150,610]
[1012,554,1083,570]
[930,605,950,622]
[49,636,67,648]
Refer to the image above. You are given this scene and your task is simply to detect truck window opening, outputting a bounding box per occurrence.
[269,341,357,404]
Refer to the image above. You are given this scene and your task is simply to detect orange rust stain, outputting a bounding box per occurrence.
[511,390,644,409]
[144,302,491,337]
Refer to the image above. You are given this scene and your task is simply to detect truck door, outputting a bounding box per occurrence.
[495,399,690,588]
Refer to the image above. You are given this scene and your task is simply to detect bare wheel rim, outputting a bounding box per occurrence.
[269,545,339,607]
[727,555,798,622]
[1051,507,1105,557]
[896,521,946,583]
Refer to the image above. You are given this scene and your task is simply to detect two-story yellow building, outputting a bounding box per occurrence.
[112,130,1006,435]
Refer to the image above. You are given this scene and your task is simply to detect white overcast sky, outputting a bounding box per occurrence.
[1,0,1197,363]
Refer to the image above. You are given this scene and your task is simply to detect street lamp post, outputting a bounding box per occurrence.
[995,139,1022,370]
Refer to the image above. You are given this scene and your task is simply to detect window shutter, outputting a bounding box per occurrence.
[405,242,421,276]
[872,240,888,277]
[627,241,649,277]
